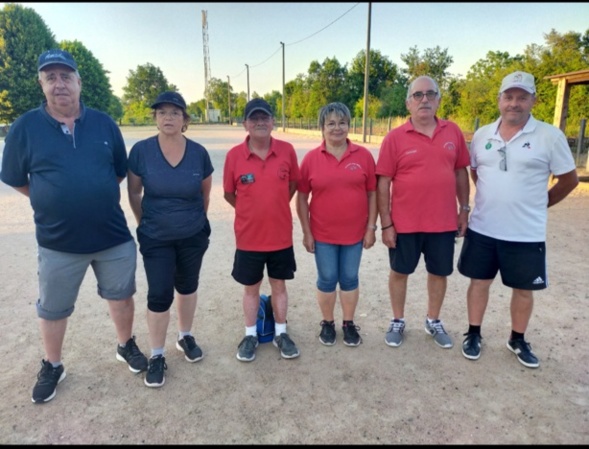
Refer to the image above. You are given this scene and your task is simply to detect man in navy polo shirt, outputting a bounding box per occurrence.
[0,49,148,403]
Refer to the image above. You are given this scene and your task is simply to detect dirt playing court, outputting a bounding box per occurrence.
[0,125,587,444]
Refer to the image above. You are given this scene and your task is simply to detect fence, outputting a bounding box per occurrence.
[275,117,588,169]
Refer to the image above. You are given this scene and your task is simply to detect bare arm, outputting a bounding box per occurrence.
[548,169,579,207]
[224,191,236,208]
[126,171,144,225]
[377,175,396,248]
[455,167,470,237]
[363,190,377,249]
[12,185,30,197]
[202,175,212,214]
[296,191,314,253]
[288,180,297,200]
[469,168,478,185]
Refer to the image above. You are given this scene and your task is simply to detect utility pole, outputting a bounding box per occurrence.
[227,75,231,125]
[202,10,211,123]
[281,41,285,132]
[362,2,372,143]
[245,64,250,101]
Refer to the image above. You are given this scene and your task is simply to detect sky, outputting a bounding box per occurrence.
[6,2,589,105]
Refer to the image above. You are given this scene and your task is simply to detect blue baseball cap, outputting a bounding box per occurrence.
[38,49,78,71]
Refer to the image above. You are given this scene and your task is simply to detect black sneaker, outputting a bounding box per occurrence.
[342,322,362,347]
[31,359,66,404]
[236,335,259,362]
[507,339,539,368]
[116,336,148,373]
[462,333,482,360]
[176,335,203,363]
[144,355,167,388]
[319,320,336,346]
[273,333,300,359]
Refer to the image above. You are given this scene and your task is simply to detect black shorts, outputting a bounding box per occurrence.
[232,246,297,286]
[388,232,455,276]
[138,223,211,312]
[457,228,547,290]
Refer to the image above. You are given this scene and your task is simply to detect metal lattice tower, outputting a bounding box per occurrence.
[202,10,211,119]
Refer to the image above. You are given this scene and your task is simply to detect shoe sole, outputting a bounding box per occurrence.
[462,348,481,360]
[144,377,165,388]
[319,337,336,346]
[31,370,66,403]
[343,339,362,347]
[385,334,403,347]
[115,353,143,373]
[424,327,454,349]
[272,339,300,359]
[236,340,258,362]
[506,342,539,368]
[176,341,204,363]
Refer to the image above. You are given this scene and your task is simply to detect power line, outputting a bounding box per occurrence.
[286,3,360,46]
[230,3,360,79]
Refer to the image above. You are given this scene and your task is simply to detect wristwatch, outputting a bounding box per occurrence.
[367,224,377,231]
[460,205,471,212]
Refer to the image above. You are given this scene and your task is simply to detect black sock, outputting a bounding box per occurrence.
[510,331,524,341]
[343,320,354,327]
[468,325,481,335]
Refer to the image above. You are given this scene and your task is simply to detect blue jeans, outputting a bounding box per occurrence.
[314,241,363,292]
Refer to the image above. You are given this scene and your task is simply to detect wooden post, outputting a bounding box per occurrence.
[553,79,571,133]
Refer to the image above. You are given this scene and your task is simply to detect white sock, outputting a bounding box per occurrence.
[151,348,164,358]
[275,322,287,336]
[245,325,257,337]
[179,331,192,339]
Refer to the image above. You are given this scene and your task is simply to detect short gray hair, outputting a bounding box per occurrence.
[318,102,351,129]
[406,76,440,100]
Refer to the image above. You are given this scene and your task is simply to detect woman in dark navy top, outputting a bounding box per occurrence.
[128,91,213,388]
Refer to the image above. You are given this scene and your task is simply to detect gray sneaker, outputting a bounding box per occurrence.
[425,319,453,348]
[385,319,405,347]
[236,335,258,362]
[273,333,300,359]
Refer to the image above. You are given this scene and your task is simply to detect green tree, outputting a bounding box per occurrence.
[264,90,282,120]
[521,29,589,133]
[108,95,124,124]
[283,75,307,120]
[187,100,204,122]
[400,45,454,88]
[349,49,399,103]
[378,83,408,118]
[122,63,175,125]
[0,3,58,123]
[457,51,522,128]
[207,77,231,118]
[306,57,349,114]
[122,63,175,107]
[60,40,115,114]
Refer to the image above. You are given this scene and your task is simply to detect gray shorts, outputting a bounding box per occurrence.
[36,240,137,320]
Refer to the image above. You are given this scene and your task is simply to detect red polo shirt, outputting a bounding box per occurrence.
[376,118,470,233]
[298,139,376,244]
[223,137,299,251]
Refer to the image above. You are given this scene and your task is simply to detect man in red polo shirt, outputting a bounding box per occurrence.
[376,75,470,350]
[223,98,301,362]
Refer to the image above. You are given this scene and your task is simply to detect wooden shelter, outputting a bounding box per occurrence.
[544,69,589,132]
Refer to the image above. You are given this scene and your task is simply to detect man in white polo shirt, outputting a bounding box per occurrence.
[457,70,579,368]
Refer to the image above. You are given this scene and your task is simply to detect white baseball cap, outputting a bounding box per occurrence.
[499,71,536,94]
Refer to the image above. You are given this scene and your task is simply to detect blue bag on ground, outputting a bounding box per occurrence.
[257,294,275,343]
